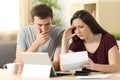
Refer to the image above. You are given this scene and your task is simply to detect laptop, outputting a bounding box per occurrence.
[21,52,72,77]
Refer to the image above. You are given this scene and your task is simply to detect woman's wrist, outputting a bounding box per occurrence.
[62,37,69,44]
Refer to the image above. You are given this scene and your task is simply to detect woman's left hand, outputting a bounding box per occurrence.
[83,59,95,70]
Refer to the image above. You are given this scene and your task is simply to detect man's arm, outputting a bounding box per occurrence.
[16,49,25,73]
[15,40,42,74]
[26,30,49,52]
[15,36,48,73]
[53,28,65,71]
[16,49,61,73]
[16,41,41,63]
[16,28,50,61]
[52,50,61,71]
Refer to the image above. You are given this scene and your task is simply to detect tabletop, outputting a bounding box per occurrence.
[0,69,120,80]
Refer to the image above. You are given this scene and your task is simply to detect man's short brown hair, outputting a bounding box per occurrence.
[31,4,53,19]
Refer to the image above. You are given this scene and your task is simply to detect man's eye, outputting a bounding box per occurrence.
[38,24,42,26]
[45,23,50,26]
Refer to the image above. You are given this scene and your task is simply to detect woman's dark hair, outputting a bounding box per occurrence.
[71,10,107,41]
[31,4,53,19]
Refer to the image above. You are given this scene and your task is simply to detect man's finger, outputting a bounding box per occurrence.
[41,30,50,34]
[36,27,42,34]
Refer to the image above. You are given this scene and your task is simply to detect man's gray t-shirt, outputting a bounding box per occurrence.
[17,25,64,60]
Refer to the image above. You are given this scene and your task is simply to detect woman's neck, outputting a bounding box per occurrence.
[84,33,102,43]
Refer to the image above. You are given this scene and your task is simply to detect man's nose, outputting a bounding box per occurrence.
[41,26,47,31]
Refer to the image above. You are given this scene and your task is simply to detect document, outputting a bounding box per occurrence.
[60,51,89,71]
[76,74,111,79]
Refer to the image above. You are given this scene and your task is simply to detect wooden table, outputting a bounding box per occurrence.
[0,69,120,80]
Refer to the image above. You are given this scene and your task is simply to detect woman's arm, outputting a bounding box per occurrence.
[84,46,119,73]
[61,27,76,54]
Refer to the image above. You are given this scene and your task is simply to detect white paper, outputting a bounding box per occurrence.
[76,74,111,79]
[60,51,89,71]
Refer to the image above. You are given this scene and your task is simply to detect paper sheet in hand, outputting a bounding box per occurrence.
[60,51,88,71]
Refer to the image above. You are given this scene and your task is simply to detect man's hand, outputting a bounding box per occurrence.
[35,26,49,46]
[35,30,49,45]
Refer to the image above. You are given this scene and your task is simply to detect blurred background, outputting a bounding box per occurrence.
[0,0,120,41]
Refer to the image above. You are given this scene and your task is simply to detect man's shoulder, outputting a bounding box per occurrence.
[20,25,34,30]
[51,25,65,32]
[18,25,35,36]
[19,25,34,32]
[50,25,64,37]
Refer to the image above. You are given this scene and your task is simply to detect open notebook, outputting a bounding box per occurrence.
[21,52,72,77]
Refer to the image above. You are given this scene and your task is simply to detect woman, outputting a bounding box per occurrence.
[61,10,119,73]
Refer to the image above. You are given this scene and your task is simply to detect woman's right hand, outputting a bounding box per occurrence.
[62,26,76,42]
[61,26,75,54]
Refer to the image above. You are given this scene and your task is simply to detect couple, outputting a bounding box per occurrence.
[16,4,119,73]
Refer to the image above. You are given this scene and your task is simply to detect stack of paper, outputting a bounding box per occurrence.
[76,74,112,79]
[60,51,89,71]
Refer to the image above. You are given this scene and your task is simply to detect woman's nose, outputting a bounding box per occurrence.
[76,28,80,33]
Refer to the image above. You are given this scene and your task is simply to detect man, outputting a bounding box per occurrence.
[16,4,64,73]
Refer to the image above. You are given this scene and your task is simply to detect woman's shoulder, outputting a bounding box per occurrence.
[101,33,116,44]
[102,33,115,39]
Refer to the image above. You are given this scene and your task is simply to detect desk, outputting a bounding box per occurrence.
[0,69,120,80]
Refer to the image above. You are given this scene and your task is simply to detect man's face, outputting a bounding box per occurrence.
[33,16,52,33]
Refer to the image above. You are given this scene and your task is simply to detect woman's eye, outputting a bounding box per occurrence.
[78,25,84,28]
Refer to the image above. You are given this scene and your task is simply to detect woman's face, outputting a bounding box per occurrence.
[72,18,92,40]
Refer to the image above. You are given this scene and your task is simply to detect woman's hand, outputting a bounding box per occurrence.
[62,26,76,43]
[61,26,76,54]
[83,59,95,70]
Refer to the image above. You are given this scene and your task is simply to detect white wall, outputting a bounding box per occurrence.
[58,0,96,28]
[58,0,120,33]
[0,0,19,31]
[97,0,120,33]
